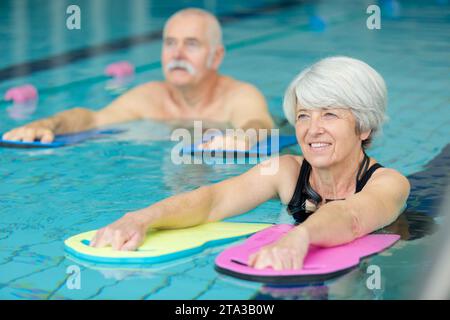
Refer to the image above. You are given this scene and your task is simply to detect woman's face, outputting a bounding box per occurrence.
[295,107,370,168]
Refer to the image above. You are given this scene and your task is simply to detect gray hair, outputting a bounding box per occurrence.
[283,56,387,148]
[164,8,223,49]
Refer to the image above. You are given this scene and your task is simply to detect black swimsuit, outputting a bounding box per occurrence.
[287,152,383,224]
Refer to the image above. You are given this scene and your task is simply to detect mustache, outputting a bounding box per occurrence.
[166,60,196,75]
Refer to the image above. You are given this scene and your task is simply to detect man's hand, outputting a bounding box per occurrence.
[198,133,257,151]
[90,212,149,251]
[248,226,310,271]
[2,126,55,143]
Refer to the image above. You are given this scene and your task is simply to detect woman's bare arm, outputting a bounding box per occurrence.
[90,156,295,250]
[299,168,411,247]
[248,167,410,270]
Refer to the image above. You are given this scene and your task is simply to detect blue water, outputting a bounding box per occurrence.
[0,0,449,299]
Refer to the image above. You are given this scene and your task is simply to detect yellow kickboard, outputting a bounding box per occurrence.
[64,222,271,264]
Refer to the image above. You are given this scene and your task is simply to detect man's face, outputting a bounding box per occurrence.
[162,15,218,87]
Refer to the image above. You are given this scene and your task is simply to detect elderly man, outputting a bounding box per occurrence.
[3,8,274,150]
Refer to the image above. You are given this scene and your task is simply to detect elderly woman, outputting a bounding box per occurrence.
[91,56,410,271]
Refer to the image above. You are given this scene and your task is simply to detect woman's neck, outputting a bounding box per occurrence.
[310,148,366,201]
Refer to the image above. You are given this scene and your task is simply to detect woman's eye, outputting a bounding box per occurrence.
[297,114,308,120]
[324,112,337,119]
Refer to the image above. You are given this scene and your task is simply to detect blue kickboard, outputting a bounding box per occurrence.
[0,128,125,149]
[182,135,297,157]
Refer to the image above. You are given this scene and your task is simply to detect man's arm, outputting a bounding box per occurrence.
[2,107,98,143]
[2,83,160,142]
[199,83,275,151]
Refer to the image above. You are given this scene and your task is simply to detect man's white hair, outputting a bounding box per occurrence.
[163,8,223,48]
[283,56,387,148]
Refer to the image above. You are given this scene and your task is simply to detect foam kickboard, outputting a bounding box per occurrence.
[0,128,125,148]
[182,135,297,157]
[215,224,400,284]
[65,222,272,265]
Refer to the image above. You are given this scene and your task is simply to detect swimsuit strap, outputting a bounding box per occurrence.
[355,163,384,192]
[287,160,317,224]
[356,151,370,182]
[287,160,311,212]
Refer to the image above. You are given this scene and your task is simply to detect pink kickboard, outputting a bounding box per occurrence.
[215,224,399,279]
[105,61,135,77]
[5,85,38,103]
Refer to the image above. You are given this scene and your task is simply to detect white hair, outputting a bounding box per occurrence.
[283,56,387,148]
[163,8,223,49]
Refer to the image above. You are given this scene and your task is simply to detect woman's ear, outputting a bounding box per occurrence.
[360,129,371,141]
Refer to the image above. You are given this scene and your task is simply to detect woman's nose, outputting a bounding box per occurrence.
[308,116,325,135]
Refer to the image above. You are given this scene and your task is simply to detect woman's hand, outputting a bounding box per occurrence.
[248,226,310,271]
[90,212,149,251]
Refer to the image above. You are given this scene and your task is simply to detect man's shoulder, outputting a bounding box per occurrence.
[110,81,168,118]
[219,76,266,110]
[221,76,264,97]
[133,81,168,95]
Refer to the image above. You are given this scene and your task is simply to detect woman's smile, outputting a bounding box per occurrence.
[307,141,333,153]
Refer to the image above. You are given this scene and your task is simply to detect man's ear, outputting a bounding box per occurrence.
[211,45,225,70]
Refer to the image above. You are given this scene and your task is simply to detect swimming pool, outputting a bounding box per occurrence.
[0,0,449,300]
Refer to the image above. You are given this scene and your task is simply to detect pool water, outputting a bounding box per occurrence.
[0,0,449,299]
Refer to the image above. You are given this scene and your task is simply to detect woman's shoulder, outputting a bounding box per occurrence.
[368,158,404,178]
[366,159,410,191]
[263,155,304,204]
[277,154,304,171]
[256,154,303,184]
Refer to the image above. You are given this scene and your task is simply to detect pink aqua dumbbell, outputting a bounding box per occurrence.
[105,61,135,78]
[4,84,38,103]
